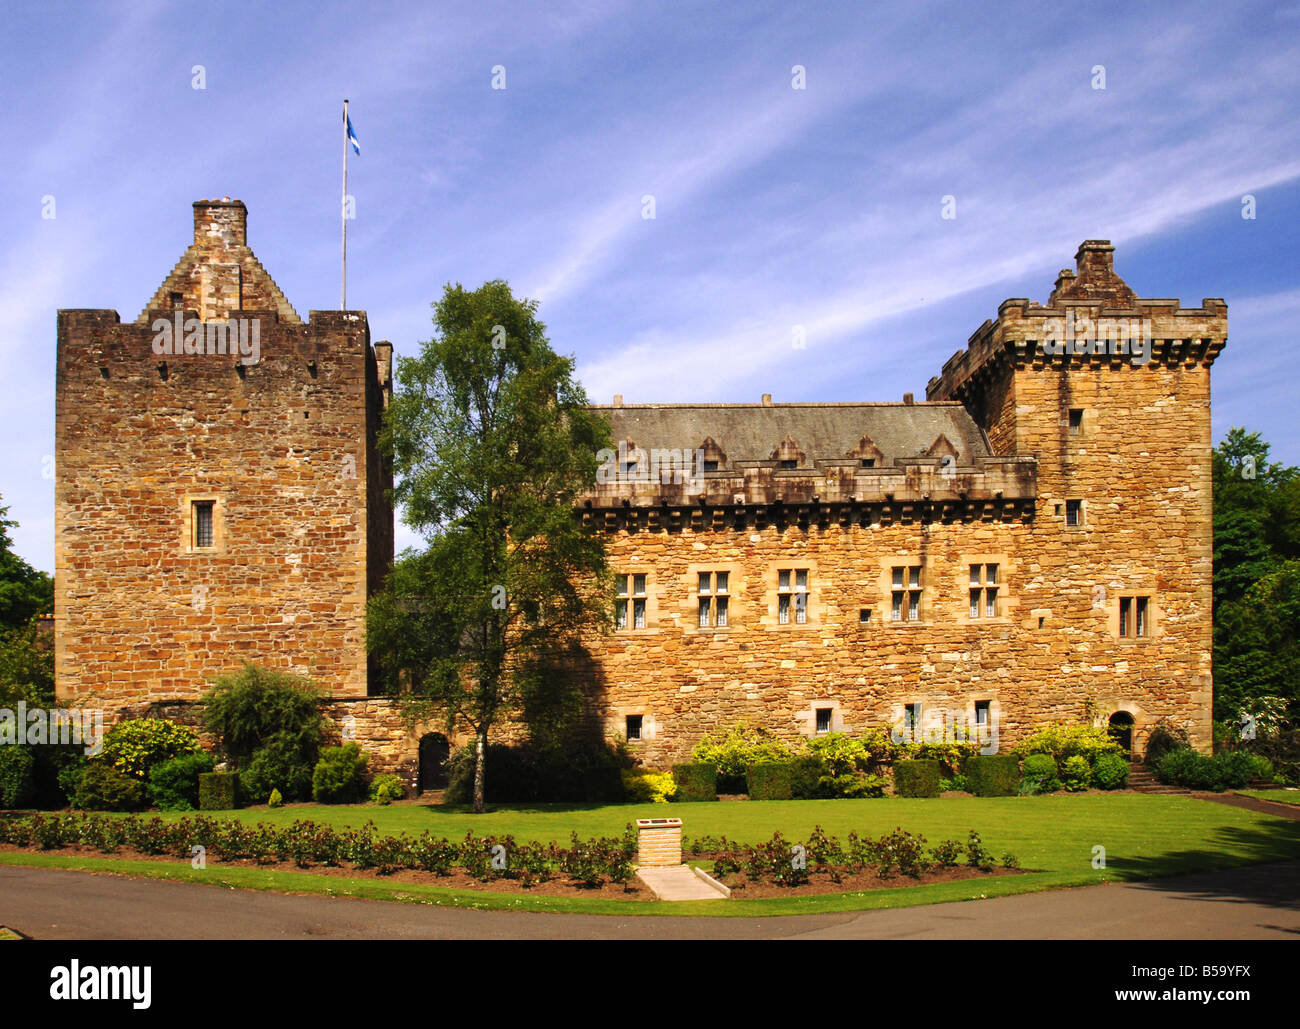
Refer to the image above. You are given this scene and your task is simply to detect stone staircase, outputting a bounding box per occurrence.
[1127,762,1191,795]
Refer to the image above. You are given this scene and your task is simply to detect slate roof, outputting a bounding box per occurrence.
[591,402,992,467]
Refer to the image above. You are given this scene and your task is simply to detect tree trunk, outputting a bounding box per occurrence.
[473,726,488,814]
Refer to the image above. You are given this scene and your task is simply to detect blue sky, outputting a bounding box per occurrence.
[3,0,1299,571]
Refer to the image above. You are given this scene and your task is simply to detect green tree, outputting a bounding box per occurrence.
[0,617,55,707]
[0,498,53,632]
[1212,428,1300,720]
[367,280,613,813]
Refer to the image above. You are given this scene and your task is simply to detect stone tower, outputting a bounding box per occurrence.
[927,240,1227,749]
[55,199,394,708]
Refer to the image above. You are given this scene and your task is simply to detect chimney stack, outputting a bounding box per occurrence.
[903,392,914,405]
[761,393,772,406]
[193,197,248,249]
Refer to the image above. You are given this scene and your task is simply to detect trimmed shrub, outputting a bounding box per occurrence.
[0,746,37,809]
[1061,755,1091,792]
[198,772,240,810]
[369,773,406,805]
[1092,752,1130,790]
[267,788,283,808]
[746,762,793,800]
[1144,720,1191,766]
[789,737,889,798]
[312,743,370,804]
[672,763,717,802]
[1011,724,1122,765]
[240,731,316,804]
[789,755,824,799]
[893,759,941,798]
[965,754,1020,797]
[1019,753,1060,795]
[903,741,981,776]
[1155,749,1262,791]
[444,740,625,805]
[147,751,216,811]
[691,724,795,793]
[101,718,201,781]
[620,768,677,804]
[67,762,148,811]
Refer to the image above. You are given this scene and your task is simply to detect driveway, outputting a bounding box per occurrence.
[2,860,1297,939]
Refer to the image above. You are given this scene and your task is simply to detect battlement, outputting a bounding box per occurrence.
[927,240,1227,402]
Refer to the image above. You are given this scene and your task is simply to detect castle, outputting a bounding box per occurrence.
[54,200,1225,788]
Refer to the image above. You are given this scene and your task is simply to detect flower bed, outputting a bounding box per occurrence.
[688,825,1023,895]
[0,813,640,895]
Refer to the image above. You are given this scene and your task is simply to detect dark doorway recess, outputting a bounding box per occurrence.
[418,733,451,793]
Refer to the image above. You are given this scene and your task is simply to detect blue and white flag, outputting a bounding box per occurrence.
[345,112,361,155]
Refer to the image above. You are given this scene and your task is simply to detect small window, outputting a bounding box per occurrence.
[616,573,648,630]
[777,568,809,624]
[859,608,871,624]
[169,291,184,309]
[904,703,920,736]
[697,571,730,627]
[815,708,832,734]
[702,459,719,472]
[969,563,1001,618]
[860,458,875,468]
[975,700,990,726]
[779,459,798,470]
[892,565,922,622]
[1068,409,1083,435]
[193,501,215,548]
[626,715,643,742]
[1065,499,1082,527]
[1120,595,1152,638]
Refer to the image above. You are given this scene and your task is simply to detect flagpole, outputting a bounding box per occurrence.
[341,98,349,311]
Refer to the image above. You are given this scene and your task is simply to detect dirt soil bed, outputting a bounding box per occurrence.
[0,843,650,900]
[709,863,1024,898]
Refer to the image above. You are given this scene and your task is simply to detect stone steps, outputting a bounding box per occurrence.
[1127,763,1192,795]
[635,864,729,901]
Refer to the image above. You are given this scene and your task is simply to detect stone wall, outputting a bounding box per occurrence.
[54,200,392,707]
[589,242,1224,765]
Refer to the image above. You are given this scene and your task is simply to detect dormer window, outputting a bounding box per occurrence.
[779,459,798,470]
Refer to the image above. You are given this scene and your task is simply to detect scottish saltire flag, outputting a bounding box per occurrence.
[346,112,361,155]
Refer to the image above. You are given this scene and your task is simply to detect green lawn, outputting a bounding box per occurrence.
[1238,789,1300,807]
[2,795,1297,916]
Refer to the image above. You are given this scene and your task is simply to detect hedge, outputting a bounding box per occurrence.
[746,762,793,800]
[965,754,1021,797]
[672,763,718,802]
[0,746,37,809]
[198,772,240,810]
[893,759,942,798]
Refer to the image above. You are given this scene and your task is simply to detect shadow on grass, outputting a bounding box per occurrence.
[1105,816,1300,914]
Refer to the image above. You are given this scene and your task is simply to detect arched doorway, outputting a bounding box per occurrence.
[418,733,451,793]
[1108,712,1134,756]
